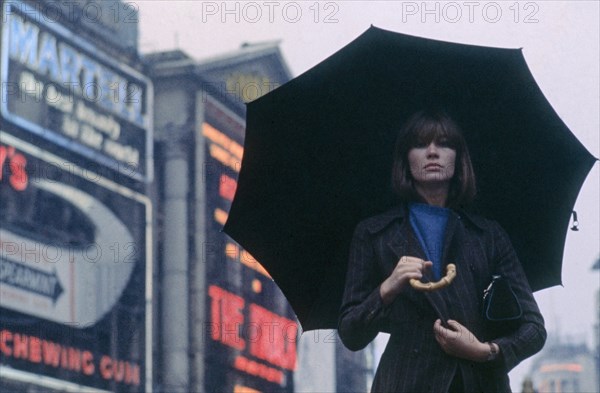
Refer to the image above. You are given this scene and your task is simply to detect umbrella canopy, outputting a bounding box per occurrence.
[223,26,597,331]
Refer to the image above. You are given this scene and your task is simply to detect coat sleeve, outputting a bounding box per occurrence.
[338,221,391,351]
[487,221,547,372]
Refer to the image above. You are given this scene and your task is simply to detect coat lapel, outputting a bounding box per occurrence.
[385,212,452,323]
[442,215,486,327]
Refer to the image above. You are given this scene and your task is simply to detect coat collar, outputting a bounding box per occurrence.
[364,203,487,235]
[365,203,488,324]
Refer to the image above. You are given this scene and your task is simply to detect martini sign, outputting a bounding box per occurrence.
[1,2,152,181]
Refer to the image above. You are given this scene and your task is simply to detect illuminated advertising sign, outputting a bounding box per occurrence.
[202,99,297,393]
[0,133,151,392]
[1,2,152,182]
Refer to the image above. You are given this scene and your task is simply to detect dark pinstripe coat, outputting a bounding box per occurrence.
[338,205,546,393]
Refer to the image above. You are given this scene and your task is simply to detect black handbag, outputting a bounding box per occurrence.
[482,275,523,321]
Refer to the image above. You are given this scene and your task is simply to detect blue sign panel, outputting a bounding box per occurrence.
[1,2,153,182]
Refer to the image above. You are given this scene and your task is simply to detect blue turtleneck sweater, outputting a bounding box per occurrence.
[408,203,450,280]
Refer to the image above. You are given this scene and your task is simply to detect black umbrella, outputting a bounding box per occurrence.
[223,26,597,331]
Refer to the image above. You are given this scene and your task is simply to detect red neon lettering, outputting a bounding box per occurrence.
[9,153,28,191]
[0,330,13,356]
[208,285,246,350]
[0,146,7,181]
[13,334,28,359]
[0,145,28,191]
[248,304,297,370]
[29,336,42,363]
[99,355,140,386]
[100,355,112,379]
[60,346,69,368]
[82,351,95,375]
[68,347,81,371]
[115,360,126,382]
[0,330,105,380]
[42,340,61,367]
[219,174,237,201]
[233,355,284,384]
[234,355,248,369]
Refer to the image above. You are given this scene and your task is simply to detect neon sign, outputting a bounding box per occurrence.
[207,285,297,384]
[7,14,144,127]
[0,144,28,191]
[1,3,152,181]
[203,109,296,391]
[0,328,141,386]
[0,135,149,391]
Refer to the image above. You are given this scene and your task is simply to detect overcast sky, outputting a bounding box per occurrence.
[137,1,599,389]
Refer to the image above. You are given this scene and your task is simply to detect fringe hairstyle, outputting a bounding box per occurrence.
[391,110,476,208]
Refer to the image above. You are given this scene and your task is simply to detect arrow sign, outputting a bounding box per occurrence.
[0,257,64,303]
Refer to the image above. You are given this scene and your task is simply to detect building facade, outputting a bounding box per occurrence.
[1,1,152,392]
[147,44,299,393]
[529,342,598,393]
[526,259,599,393]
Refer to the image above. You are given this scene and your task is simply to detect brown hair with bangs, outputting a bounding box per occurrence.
[391,110,476,208]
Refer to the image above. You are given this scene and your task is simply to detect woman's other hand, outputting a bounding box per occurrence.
[379,256,432,304]
[433,319,496,362]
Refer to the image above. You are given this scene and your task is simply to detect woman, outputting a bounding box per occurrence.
[338,111,546,392]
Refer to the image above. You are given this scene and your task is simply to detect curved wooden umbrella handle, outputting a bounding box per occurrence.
[409,263,457,292]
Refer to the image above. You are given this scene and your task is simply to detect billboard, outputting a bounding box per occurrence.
[1,1,152,182]
[202,98,297,393]
[0,133,151,392]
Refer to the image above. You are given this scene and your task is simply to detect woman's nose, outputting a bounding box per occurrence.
[426,142,439,156]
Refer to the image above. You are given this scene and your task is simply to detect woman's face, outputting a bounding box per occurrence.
[408,140,457,187]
